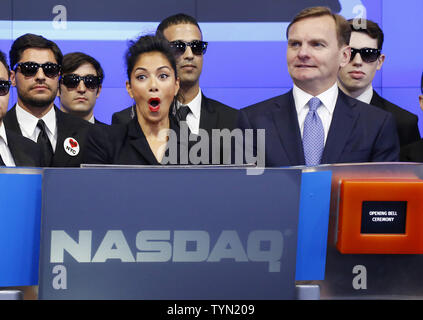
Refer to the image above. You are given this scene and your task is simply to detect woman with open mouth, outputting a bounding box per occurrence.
[83,35,188,165]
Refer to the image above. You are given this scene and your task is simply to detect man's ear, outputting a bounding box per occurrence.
[340,45,351,68]
[419,95,423,112]
[376,53,385,71]
[10,70,16,87]
[96,84,102,98]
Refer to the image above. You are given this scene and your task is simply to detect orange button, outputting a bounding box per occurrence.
[336,179,423,254]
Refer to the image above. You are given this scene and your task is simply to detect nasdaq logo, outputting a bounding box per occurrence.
[50,230,284,272]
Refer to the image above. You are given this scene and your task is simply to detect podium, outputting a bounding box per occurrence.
[2,163,423,300]
[38,167,304,300]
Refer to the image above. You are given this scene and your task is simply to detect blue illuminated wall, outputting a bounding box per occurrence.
[1,0,422,133]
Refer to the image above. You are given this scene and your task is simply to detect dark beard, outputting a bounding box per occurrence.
[18,88,57,109]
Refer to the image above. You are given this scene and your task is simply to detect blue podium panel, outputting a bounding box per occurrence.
[296,170,332,281]
[38,168,302,300]
[0,169,42,286]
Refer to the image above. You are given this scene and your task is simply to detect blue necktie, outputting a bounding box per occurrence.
[303,97,324,166]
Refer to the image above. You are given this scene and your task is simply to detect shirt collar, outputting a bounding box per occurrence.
[177,88,202,119]
[0,122,8,145]
[354,85,374,104]
[293,82,338,114]
[88,115,95,124]
[16,103,56,137]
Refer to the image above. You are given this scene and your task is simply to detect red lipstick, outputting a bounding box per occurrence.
[148,97,161,112]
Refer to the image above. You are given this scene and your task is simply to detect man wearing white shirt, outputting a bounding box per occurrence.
[111,14,238,164]
[112,14,238,135]
[338,19,420,147]
[0,50,42,167]
[237,6,399,167]
[4,33,91,167]
[59,52,106,125]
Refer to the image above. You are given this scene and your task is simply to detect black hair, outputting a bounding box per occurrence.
[62,52,104,84]
[125,34,177,82]
[9,33,63,69]
[348,19,384,50]
[156,13,201,37]
[0,50,10,78]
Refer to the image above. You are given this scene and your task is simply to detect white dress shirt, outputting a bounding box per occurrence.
[177,89,202,135]
[354,85,374,104]
[88,115,95,124]
[293,82,339,144]
[15,104,58,152]
[0,122,16,166]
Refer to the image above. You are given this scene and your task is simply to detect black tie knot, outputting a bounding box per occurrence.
[37,119,47,131]
[176,105,191,122]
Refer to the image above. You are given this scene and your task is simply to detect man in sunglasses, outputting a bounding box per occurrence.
[0,50,42,167]
[3,33,91,167]
[112,13,238,136]
[59,52,105,125]
[237,7,399,167]
[338,19,420,148]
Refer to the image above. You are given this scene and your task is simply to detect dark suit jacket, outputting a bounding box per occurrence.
[94,117,108,126]
[83,115,192,165]
[4,106,92,167]
[111,94,238,164]
[237,90,400,167]
[6,129,43,167]
[370,90,420,147]
[111,105,135,125]
[400,139,423,162]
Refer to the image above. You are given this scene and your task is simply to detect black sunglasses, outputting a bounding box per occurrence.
[350,48,381,63]
[61,74,102,90]
[13,62,61,78]
[169,40,208,55]
[0,80,11,96]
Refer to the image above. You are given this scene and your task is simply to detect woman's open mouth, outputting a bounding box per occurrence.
[148,97,161,112]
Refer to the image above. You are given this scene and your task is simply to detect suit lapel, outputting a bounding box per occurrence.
[271,91,305,165]
[4,105,23,135]
[127,120,159,165]
[370,90,386,110]
[199,94,218,133]
[6,131,35,166]
[321,91,357,164]
[53,107,78,166]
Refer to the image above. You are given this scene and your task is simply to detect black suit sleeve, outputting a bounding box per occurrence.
[400,140,423,162]
[111,106,133,125]
[402,115,420,146]
[82,125,113,164]
[370,112,400,162]
[111,113,122,125]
